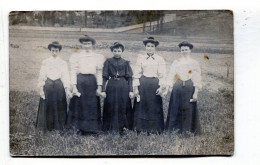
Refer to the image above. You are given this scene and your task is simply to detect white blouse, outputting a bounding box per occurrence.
[167,56,202,89]
[38,57,70,89]
[69,50,105,86]
[133,53,167,87]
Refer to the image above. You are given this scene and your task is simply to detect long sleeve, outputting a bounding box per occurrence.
[167,60,177,88]
[96,55,105,86]
[102,60,109,92]
[192,62,202,89]
[157,57,167,87]
[125,61,133,92]
[61,61,70,89]
[38,61,47,88]
[133,56,143,87]
[69,54,78,85]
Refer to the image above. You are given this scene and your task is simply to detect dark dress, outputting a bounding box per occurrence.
[66,74,102,134]
[102,57,134,133]
[133,76,164,133]
[36,78,67,132]
[166,79,201,135]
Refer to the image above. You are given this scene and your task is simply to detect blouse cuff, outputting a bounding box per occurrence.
[127,78,133,92]
[102,78,108,92]
[97,78,102,86]
[63,83,70,89]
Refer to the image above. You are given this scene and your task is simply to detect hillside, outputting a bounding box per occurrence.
[153,11,233,39]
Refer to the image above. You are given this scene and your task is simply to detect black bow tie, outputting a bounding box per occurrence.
[146,54,155,60]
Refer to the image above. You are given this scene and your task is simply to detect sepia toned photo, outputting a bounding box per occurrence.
[9,10,234,156]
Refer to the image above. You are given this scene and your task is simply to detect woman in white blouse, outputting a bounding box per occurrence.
[133,37,166,134]
[66,35,105,135]
[166,41,201,135]
[36,41,71,132]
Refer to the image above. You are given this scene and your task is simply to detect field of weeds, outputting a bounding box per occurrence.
[9,29,234,156]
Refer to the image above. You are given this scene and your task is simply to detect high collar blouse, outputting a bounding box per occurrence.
[102,57,133,92]
[69,50,105,86]
[38,57,70,89]
[133,53,167,87]
[167,56,202,89]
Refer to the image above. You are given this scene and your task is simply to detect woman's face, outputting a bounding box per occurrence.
[50,47,60,58]
[112,47,123,58]
[145,42,156,54]
[180,46,191,57]
[82,41,93,51]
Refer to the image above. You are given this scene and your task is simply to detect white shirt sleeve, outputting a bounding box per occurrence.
[157,57,167,87]
[133,56,143,87]
[61,61,70,89]
[38,60,47,88]
[96,55,105,86]
[192,61,202,89]
[167,60,177,88]
[69,54,78,85]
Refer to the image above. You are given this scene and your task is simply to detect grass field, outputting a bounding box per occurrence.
[9,29,234,156]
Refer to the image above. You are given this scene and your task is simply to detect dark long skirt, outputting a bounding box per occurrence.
[66,74,101,133]
[133,76,164,133]
[103,78,133,133]
[36,78,67,132]
[166,79,201,135]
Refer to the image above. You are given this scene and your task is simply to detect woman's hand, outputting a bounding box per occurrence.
[133,86,139,96]
[100,92,107,98]
[156,87,163,96]
[72,85,81,97]
[65,88,72,98]
[192,93,198,102]
[96,86,102,97]
[129,92,135,99]
[191,87,199,102]
[40,88,45,100]
[161,86,168,98]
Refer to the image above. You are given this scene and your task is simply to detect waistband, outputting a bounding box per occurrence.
[46,78,62,82]
[110,76,126,80]
[78,73,95,76]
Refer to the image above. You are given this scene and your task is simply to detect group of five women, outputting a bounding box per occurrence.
[36,35,202,136]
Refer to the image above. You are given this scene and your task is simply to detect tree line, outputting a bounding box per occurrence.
[9,11,165,30]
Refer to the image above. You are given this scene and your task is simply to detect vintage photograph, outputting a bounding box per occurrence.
[9,10,234,156]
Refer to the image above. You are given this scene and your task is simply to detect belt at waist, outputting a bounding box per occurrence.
[176,79,192,86]
[110,76,126,80]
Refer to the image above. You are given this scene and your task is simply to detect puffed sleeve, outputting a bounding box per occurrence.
[69,54,78,85]
[38,60,47,88]
[102,59,109,92]
[125,61,133,92]
[61,61,70,89]
[167,60,177,88]
[96,55,105,86]
[192,61,202,89]
[133,55,143,87]
[157,56,167,87]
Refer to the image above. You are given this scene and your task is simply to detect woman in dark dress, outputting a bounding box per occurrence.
[166,41,202,135]
[36,41,71,132]
[133,37,167,134]
[66,35,105,135]
[101,42,135,134]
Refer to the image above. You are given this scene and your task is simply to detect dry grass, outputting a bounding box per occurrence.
[9,29,234,156]
[10,87,234,156]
